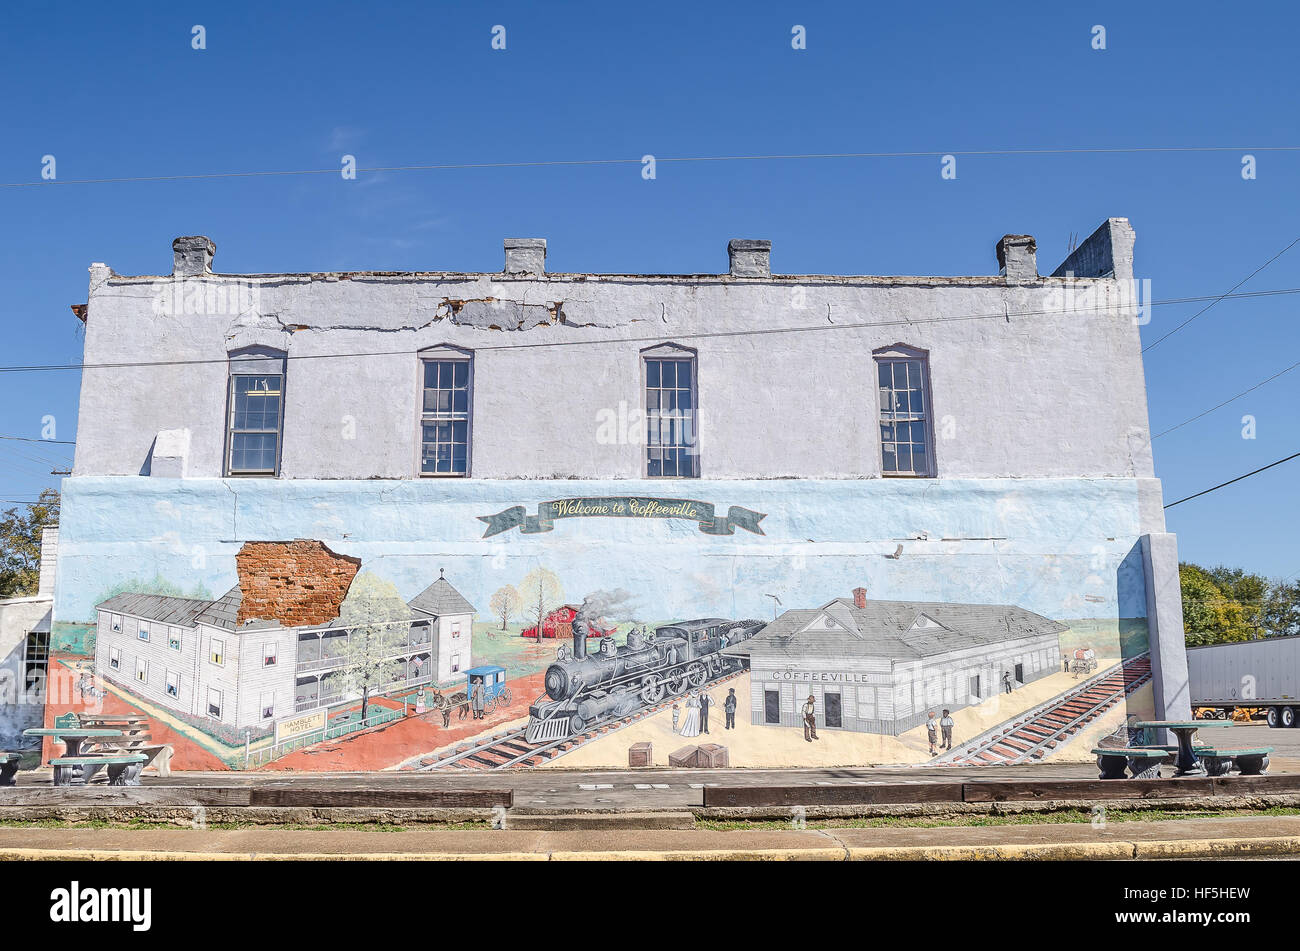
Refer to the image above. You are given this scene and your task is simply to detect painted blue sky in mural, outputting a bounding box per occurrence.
[55,477,1151,624]
[1,2,1298,578]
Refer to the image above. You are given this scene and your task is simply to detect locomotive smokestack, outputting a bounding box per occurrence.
[572,614,589,660]
[573,587,638,661]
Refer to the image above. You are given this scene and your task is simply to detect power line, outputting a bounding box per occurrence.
[1150,357,1300,439]
[1142,236,1300,353]
[0,434,76,445]
[1164,451,1300,509]
[2,286,1298,375]
[4,145,1300,189]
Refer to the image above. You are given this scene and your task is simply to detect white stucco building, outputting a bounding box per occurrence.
[48,218,1192,759]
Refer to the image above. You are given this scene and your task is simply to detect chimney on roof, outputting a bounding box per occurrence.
[852,586,867,610]
[173,236,215,276]
[995,234,1037,283]
[1051,218,1136,283]
[728,239,771,277]
[504,238,546,276]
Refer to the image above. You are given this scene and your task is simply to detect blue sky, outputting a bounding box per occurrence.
[1,1,1297,579]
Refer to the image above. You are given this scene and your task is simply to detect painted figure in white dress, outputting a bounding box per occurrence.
[678,691,702,737]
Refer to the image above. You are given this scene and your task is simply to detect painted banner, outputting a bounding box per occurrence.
[478,497,766,538]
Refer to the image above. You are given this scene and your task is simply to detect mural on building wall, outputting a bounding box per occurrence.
[37,479,1155,772]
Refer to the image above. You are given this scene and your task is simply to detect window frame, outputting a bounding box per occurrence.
[417,346,474,478]
[641,343,701,479]
[165,670,180,699]
[108,646,121,671]
[210,637,225,667]
[135,657,149,685]
[207,688,223,720]
[872,344,937,479]
[23,630,49,694]
[263,643,278,667]
[224,347,287,478]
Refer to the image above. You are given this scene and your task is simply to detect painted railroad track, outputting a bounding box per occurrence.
[413,669,745,770]
[942,653,1153,766]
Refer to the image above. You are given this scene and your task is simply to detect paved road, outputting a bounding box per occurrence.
[1199,722,1300,755]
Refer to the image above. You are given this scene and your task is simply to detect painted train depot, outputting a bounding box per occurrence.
[6,218,1192,772]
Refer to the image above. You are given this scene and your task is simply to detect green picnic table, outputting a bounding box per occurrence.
[23,728,125,785]
[1135,720,1240,777]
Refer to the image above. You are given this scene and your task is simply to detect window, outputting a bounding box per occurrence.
[419,352,471,476]
[165,670,180,698]
[135,658,149,684]
[451,621,462,640]
[263,643,277,667]
[643,345,698,478]
[23,630,49,694]
[168,628,182,651]
[138,622,150,642]
[875,345,934,477]
[260,692,275,720]
[451,653,462,673]
[210,637,225,666]
[109,647,121,671]
[110,614,122,633]
[207,688,223,719]
[226,371,284,476]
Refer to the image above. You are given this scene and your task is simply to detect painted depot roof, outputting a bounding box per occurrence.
[728,599,1068,662]
[96,593,215,627]
[408,577,476,619]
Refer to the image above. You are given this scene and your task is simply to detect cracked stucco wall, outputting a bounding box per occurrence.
[70,263,1157,485]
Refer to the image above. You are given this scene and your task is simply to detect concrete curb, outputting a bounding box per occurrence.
[5,836,1300,861]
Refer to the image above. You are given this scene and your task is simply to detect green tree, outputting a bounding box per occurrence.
[1180,562,1254,646]
[1203,565,1269,630]
[335,572,412,720]
[1263,578,1300,638]
[0,488,60,599]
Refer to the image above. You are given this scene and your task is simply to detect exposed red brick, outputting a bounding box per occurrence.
[234,539,361,627]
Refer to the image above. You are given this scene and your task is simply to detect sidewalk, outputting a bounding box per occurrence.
[4,815,1300,860]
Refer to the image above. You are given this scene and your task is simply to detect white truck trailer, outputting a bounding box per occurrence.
[1187,636,1300,728]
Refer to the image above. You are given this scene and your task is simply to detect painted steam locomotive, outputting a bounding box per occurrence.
[525,615,764,743]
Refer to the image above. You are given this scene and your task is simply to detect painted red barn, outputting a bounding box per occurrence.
[521,604,616,640]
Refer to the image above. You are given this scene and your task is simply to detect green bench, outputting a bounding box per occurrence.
[1199,747,1273,776]
[1092,747,1169,779]
[0,752,21,787]
[50,753,147,787]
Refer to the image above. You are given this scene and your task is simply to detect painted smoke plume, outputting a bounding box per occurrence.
[572,588,639,659]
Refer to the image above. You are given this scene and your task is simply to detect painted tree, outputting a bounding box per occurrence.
[519,567,564,637]
[0,488,60,599]
[335,572,412,720]
[489,584,521,631]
